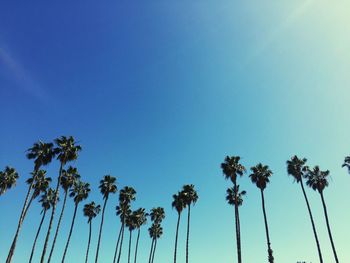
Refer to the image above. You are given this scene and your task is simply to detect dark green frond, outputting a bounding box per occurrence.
[83,201,101,223]
[305,166,330,193]
[0,166,19,195]
[99,175,117,199]
[249,163,273,190]
[221,156,246,183]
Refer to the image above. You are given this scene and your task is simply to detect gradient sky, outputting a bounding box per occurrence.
[1,1,350,262]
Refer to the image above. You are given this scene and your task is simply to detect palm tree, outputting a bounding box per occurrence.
[7,141,55,263]
[83,202,101,263]
[342,156,350,174]
[95,175,117,263]
[148,207,165,263]
[287,156,323,263]
[226,184,246,243]
[47,166,80,262]
[115,186,136,263]
[172,192,185,263]
[113,201,131,263]
[226,185,246,207]
[23,170,52,218]
[126,211,137,263]
[148,223,163,263]
[61,180,90,262]
[221,156,246,263]
[40,136,81,263]
[306,166,339,263]
[29,188,56,263]
[133,208,147,263]
[0,166,19,195]
[150,207,165,224]
[181,184,198,263]
[250,163,274,263]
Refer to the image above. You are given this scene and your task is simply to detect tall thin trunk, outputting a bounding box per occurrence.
[116,222,125,263]
[134,228,140,263]
[186,205,191,263]
[61,203,78,263]
[23,194,35,220]
[261,189,274,263]
[148,238,154,263]
[320,192,339,263]
[113,224,123,263]
[95,196,108,263]
[174,213,181,263]
[300,180,323,263]
[128,230,132,263]
[48,190,69,263]
[234,181,242,263]
[6,169,38,263]
[151,239,157,263]
[237,205,241,259]
[40,163,63,263]
[29,211,46,263]
[85,221,92,263]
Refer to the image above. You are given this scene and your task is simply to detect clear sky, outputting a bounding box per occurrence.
[1,1,350,262]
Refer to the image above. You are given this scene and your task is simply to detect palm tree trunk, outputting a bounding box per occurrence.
[234,182,242,263]
[261,189,274,263]
[61,203,78,263]
[237,206,241,260]
[47,190,69,263]
[113,224,123,263]
[85,221,92,263]
[300,180,323,263]
[186,205,191,263]
[320,192,339,263]
[148,238,154,263]
[134,228,140,263]
[40,163,63,263]
[116,222,125,263]
[6,169,38,263]
[23,194,35,220]
[174,213,181,263]
[95,197,108,263]
[151,239,157,263]
[128,230,132,263]
[29,210,46,263]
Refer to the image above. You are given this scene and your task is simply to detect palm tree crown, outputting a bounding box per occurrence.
[61,166,80,192]
[249,163,273,190]
[116,202,132,222]
[181,184,198,207]
[119,186,136,204]
[99,175,117,199]
[40,188,56,211]
[221,156,246,183]
[150,207,165,224]
[70,181,91,205]
[286,155,308,183]
[172,192,185,214]
[342,156,350,173]
[134,208,148,229]
[306,166,330,194]
[54,136,82,165]
[226,185,246,207]
[0,166,19,195]
[126,211,137,232]
[26,141,56,171]
[26,170,52,199]
[84,202,101,223]
[148,223,163,240]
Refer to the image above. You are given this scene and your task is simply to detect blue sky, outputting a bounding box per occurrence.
[1,1,350,262]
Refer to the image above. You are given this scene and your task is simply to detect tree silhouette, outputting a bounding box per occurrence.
[306,166,339,263]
